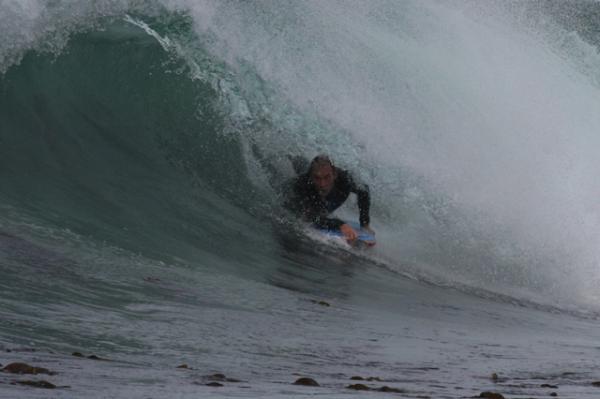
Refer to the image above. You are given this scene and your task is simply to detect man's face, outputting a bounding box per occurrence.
[310,164,336,197]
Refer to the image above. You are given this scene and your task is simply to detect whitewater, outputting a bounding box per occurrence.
[2,1,600,398]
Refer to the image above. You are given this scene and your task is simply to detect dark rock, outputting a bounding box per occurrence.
[550,393,557,397]
[377,386,404,393]
[310,300,331,307]
[541,384,558,389]
[592,381,600,387]
[349,376,382,381]
[176,364,189,369]
[15,380,57,389]
[479,392,505,399]
[204,373,241,383]
[347,383,370,391]
[71,352,108,361]
[2,363,53,375]
[293,377,319,386]
[206,382,223,387]
[491,373,498,381]
[87,355,108,361]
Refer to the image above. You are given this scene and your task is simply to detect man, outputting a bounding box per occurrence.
[285,155,373,242]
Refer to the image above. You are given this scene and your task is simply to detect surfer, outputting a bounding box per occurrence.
[284,155,373,242]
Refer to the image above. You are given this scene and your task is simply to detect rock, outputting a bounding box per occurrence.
[377,386,404,393]
[206,382,223,387]
[550,393,557,397]
[204,373,241,383]
[71,352,108,361]
[2,363,53,375]
[592,381,600,387]
[293,377,319,386]
[3,363,33,374]
[350,376,381,381]
[310,300,331,307]
[479,392,505,399]
[347,383,370,391]
[176,364,189,369]
[491,373,498,381]
[15,380,56,389]
[541,384,558,389]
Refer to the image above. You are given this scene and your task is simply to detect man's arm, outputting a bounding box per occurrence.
[313,214,345,230]
[343,172,370,228]
[356,185,370,228]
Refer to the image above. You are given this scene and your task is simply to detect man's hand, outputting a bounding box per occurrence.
[340,223,358,242]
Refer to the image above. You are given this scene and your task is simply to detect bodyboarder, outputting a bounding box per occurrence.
[284,155,374,242]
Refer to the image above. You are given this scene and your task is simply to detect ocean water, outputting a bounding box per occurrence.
[2,1,600,398]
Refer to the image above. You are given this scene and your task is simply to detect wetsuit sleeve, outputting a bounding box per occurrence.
[313,215,345,230]
[346,174,370,227]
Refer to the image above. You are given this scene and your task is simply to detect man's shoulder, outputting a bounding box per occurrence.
[335,168,353,186]
[335,168,368,192]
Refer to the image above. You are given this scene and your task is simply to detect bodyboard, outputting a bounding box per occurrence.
[317,221,376,248]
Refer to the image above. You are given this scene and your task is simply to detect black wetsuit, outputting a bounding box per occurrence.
[285,169,370,230]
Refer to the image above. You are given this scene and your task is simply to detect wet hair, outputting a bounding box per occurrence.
[309,155,335,173]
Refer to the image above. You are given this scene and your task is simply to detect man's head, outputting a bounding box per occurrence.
[309,155,337,197]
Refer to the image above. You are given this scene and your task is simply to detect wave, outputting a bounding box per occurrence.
[2,0,600,312]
